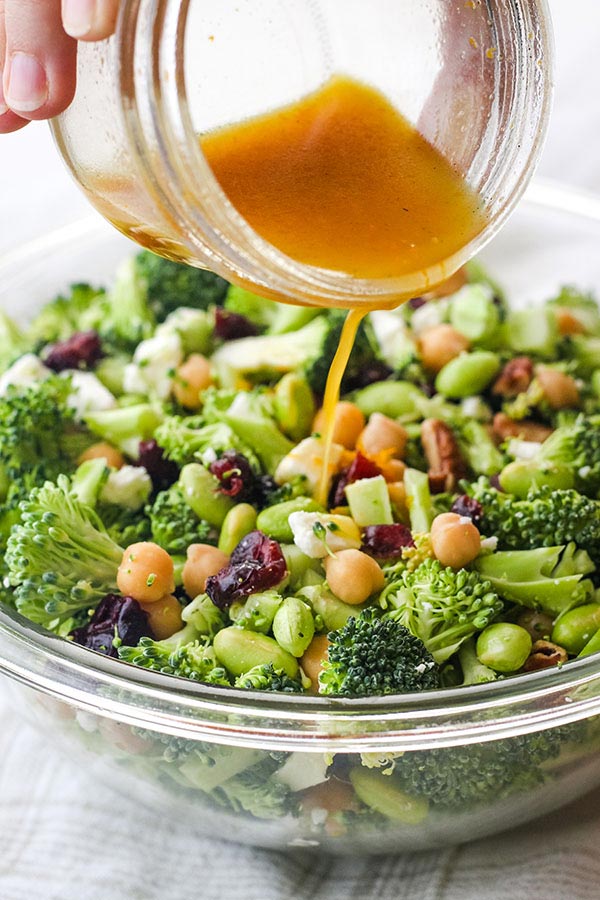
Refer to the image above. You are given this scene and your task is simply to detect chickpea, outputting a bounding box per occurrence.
[381,458,406,483]
[357,413,408,459]
[430,512,481,569]
[172,354,213,409]
[555,308,586,336]
[117,542,175,603]
[301,635,330,689]
[140,594,183,640]
[182,543,230,599]
[418,324,470,374]
[313,402,365,450]
[78,441,124,469]
[324,549,385,605]
[536,366,580,410]
[301,778,358,814]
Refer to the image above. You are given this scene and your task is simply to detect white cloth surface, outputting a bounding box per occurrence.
[2,2,600,898]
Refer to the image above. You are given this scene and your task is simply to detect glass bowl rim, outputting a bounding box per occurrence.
[2,178,600,751]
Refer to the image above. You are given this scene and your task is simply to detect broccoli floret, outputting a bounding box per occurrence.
[135,250,229,321]
[211,756,299,820]
[0,376,90,494]
[148,484,213,553]
[473,543,595,615]
[97,502,153,547]
[118,626,230,684]
[386,724,584,811]
[154,417,260,470]
[381,559,503,663]
[319,609,441,696]
[98,257,156,351]
[468,480,600,566]
[27,283,106,347]
[6,475,124,633]
[234,663,303,693]
[212,310,380,395]
[84,403,164,458]
[536,415,600,497]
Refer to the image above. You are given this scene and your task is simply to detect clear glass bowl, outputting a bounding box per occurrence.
[2,181,600,854]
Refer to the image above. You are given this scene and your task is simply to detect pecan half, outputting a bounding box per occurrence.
[522,640,568,672]
[421,419,467,493]
[492,356,533,398]
[492,413,553,444]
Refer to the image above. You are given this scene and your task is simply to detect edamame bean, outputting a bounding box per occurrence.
[256,497,323,543]
[552,603,600,655]
[272,596,315,657]
[435,351,501,399]
[349,768,429,824]
[299,585,363,631]
[218,503,257,555]
[499,460,575,497]
[213,627,299,678]
[350,380,426,420]
[180,462,234,527]
[476,623,532,673]
[281,544,322,590]
[229,591,283,634]
[274,373,316,442]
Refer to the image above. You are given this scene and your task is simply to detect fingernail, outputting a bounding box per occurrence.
[6,53,48,113]
[62,0,96,38]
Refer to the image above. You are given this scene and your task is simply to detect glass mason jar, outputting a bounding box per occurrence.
[53,0,554,309]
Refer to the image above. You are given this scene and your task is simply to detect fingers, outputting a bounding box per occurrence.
[3,0,77,121]
[0,1,30,133]
[62,0,120,41]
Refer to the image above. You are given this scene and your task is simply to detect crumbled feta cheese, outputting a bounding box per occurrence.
[506,438,542,461]
[123,331,183,400]
[0,353,51,396]
[480,536,498,551]
[410,298,449,335]
[100,465,152,510]
[460,396,491,421]
[288,511,361,558]
[458,516,473,526]
[64,370,117,418]
[310,808,329,827]
[274,436,345,496]
[275,753,330,792]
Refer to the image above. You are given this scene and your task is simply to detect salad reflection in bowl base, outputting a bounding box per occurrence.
[2,182,600,853]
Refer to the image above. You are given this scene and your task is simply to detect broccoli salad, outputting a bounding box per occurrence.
[1,251,600,704]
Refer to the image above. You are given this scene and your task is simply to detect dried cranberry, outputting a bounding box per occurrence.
[214,308,260,341]
[450,495,484,528]
[408,297,426,310]
[44,330,103,371]
[230,530,286,570]
[332,452,382,506]
[210,451,256,499]
[71,594,153,657]
[362,524,415,559]
[206,530,287,609]
[136,439,179,490]
[489,475,503,491]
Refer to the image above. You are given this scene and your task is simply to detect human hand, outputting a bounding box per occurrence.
[0,0,119,134]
